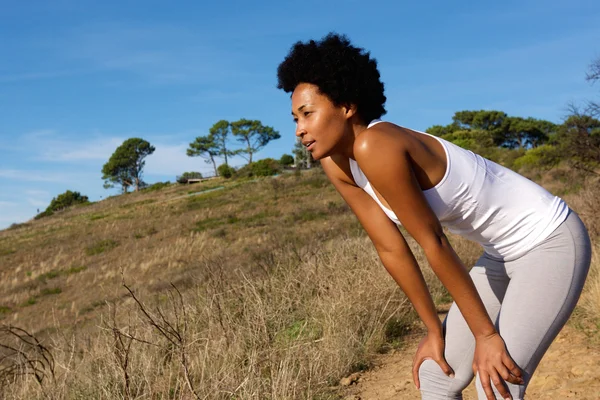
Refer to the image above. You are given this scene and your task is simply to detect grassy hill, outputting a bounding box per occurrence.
[0,168,598,399]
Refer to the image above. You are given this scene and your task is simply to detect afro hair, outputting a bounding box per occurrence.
[277,32,387,124]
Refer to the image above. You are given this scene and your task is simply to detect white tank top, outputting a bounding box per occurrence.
[349,120,570,261]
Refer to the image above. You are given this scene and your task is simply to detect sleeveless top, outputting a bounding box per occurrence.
[349,120,570,261]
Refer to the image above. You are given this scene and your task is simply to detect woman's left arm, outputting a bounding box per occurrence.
[354,128,524,400]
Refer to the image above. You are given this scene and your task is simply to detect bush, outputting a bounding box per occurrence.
[143,181,171,192]
[176,171,203,184]
[34,210,54,220]
[513,145,562,172]
[234,159,281,179]
[8,222,28,230]
[251,158,281,177]
[279,154,294,167]
[45,190,89,213]
[217,164,236,179]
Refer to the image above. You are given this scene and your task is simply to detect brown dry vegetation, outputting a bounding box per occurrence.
[0,169,598,399]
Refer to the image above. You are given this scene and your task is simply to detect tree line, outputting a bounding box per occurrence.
[187,119,280,177]
[101,119,280,193]
[33,57,600,219]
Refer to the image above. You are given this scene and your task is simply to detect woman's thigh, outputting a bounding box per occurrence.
[484,211,592,399]
[419,257,510,399]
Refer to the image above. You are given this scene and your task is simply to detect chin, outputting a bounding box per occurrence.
[310,150,327,161]
[312,145,334,160]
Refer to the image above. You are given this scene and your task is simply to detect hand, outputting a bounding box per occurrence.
[472,333,524,400]
[412,331,454,390]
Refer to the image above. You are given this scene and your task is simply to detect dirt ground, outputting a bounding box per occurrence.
[341,319,600,400]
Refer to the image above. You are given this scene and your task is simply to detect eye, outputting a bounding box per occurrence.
[303,111,311,117]
[292,117,298,123]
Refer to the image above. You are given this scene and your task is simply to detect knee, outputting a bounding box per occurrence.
[419,359,466,400]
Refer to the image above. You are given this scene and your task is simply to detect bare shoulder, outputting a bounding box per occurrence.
[354,122,409,162]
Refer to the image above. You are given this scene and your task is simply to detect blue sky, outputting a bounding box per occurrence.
[1,0,599,229]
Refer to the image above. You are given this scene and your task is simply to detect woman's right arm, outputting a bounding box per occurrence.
[320,157,443,338]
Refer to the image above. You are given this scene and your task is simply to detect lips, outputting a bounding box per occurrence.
[302,140,315,151]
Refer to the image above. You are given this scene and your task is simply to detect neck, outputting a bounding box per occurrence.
[338,118,371,160]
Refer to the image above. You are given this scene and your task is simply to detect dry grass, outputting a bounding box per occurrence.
[0,168,597,399]
[564,178,600,334]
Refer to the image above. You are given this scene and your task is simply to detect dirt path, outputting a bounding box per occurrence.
[342,320,600,399]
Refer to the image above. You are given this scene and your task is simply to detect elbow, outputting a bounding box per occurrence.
[421,232,453,259]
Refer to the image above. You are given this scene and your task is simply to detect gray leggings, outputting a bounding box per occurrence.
[419,210,592,399]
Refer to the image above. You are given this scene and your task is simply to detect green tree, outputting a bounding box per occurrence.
[557,113,600,174]
[279,153,294,166]
[426,124,458,137]
[452,110,479,129]
[432,110,555,150]
[102,138,155,193]
[210,120,234,166]
[292,138,312,168]
[187,135,219,176]
[504,117,555,149]
[231,119,281,164]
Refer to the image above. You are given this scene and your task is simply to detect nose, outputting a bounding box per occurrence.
[295,123,306,138]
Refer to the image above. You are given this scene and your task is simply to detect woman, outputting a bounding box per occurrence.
[276,33,591,400]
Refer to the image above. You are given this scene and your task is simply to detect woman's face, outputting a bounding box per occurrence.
[291,83,353,160]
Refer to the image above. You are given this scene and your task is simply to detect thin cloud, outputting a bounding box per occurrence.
[0,169,83,183]
[59,23,257,84]
[0,69,88,84]
[22,129,58,140]
[40,137,125,162]
[24,189,51,197]
[13,130,124,163]
[0,213,31,227]
[27,197,49,208]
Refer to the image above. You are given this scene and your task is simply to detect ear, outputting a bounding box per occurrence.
[342,103,358,120]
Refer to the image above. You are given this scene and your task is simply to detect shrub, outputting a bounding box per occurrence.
[217,164,236,179]
[253,158,281,176]
[279,153,294,167]
[8,222,28,230]
[513,145,562,171]
[176,171,203,184]
[34,210,54,220]
[43,190,90,216]
[235,158,281,179]
[143,181,171,192]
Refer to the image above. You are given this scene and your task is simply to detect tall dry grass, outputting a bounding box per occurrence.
[0,171,428,399]
[564,178,600,328]
[1,234,421,399]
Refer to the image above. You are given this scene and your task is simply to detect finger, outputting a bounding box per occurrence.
[502,354,524,384]
[495,362,513,383]
[489,369,512,400]
[412,357,422,389]
[478,370,496,400]
[436,357,455,378]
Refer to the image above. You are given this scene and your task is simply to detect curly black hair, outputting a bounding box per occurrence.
[277,33,387,124]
